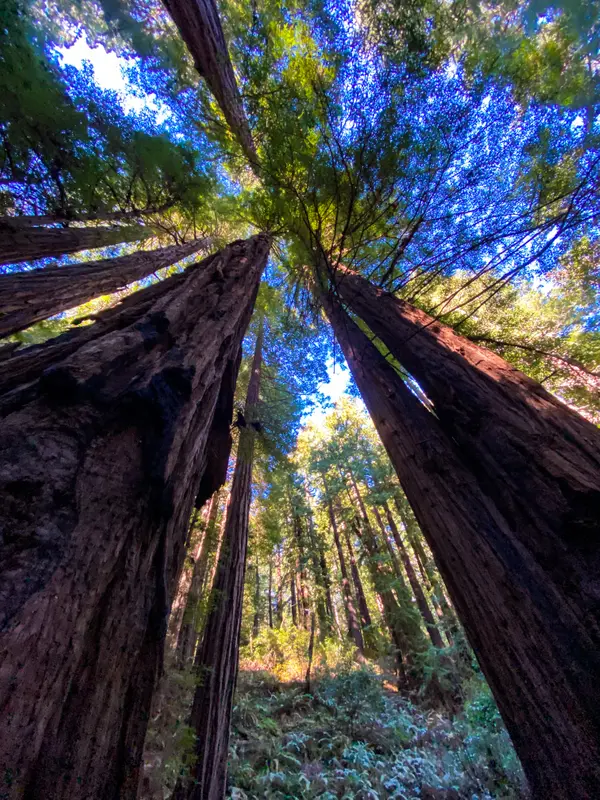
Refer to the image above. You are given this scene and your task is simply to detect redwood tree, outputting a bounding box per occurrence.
[324,289,600,798]
[174,318,264,800]
[0,221,148,266]
[0,237,209,338]
[161,0,258,167]
[0,234,269,800]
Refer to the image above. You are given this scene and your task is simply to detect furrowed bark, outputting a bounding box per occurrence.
[161,0,258,167]
[174,318,264,800]
[324,290,600,799]
[0,238,209,338]
[0,234,269,800]
[0,222,148,267]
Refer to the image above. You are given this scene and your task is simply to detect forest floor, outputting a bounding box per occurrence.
[226,669,527,800]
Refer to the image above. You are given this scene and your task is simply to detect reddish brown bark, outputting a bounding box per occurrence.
[0,222,148,266]
[0,235,269,800]
[161,0,258,167]
[0,238,209,338]
[174,318,264,800]
[324,291,600,799]
[383,503,444,649]
[326,489,364,652]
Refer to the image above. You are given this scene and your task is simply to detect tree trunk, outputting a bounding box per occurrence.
[290,572,298,627]
[276,547,284,627]
[174,317,264,800]
[304,498,331,639]
[304,612,316,694]
[268,557,273,629]
[0,203,173,228]
[0,235,269,800]
[292,513,311,627]
[324,290,600,799]
[0,222,148,267]
[161,0,258,167]
[0,238,209,338]
[383,503,444,649]
[168,508,204,650]
[176,492,222,667]
[326,490,364,652]
[252,559,261,638]
[340,513,372,630]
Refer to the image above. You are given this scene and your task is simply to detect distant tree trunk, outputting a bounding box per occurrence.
[161,0,258,167]
[252,559,261,638]
[173,317,264,800]
[304,612,317,693]
[304,497,332,639]
[276,548,284,627]
[0,238,209,338]
[0,222,148,267]
[177,492,222,667]
[292,513,311,627]
[324,289,600,799]
[290,572,298,627]
[268,557,274,629]
[340,512,372,630]
[383,503,444,649]
[318,538,337,630]
[372,505,404,582]
[393,495,457,641]
[168,508,204,649]
[0,235,269,800]
[326,490,364,652]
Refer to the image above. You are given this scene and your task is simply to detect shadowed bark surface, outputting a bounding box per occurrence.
[0,234,269,800]
[0,238,209,338]
[324,290,600,799]
[0,222,148,266]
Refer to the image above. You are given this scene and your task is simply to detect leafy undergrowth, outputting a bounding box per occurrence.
[228,668,527,800]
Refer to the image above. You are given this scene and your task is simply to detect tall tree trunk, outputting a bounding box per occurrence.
[304,612,316,694]
[268,556,273,629]
[0,238,209,338]
[304,497,332,640]
[290,572,298,627]
[324,290,600,799]
[292,513,311,627]
[394,494,458,642]
[326,489,364,652]
[0,222,148,267]
[174,317,264,800]
[252,559,261,638]
[161,0,258,167]
[0,203,174,228]
[177,492,222,667]
[340,512,372,630]
[0,235,269,800]
[276,547,284,627]
[383,503,445,649]
[168,508,204,649]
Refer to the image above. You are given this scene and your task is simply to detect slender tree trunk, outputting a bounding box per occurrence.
[174,317,264,800]
[168,508,204,649]
[161,0,258,167]
[0,238,210,338]
[292,513,311,627]
[0,235,269,800]
[290,572,298,627]
[177,492,222,667]
[268,557,274,629]
[326,490,364,652]
[324,289,600,799]
[0,203,174,229]
[304,612,316,694]
[341,514,372,629]
[276,548,284,627]
[372,505,404,583]
[0,222,148,267]
[252,559,261,638]
[383,503,444,649]
[304,497,331,640]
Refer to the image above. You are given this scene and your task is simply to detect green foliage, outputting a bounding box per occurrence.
[227,670,526,799]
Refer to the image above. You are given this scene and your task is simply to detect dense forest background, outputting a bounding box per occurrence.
[0,0,599,798]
